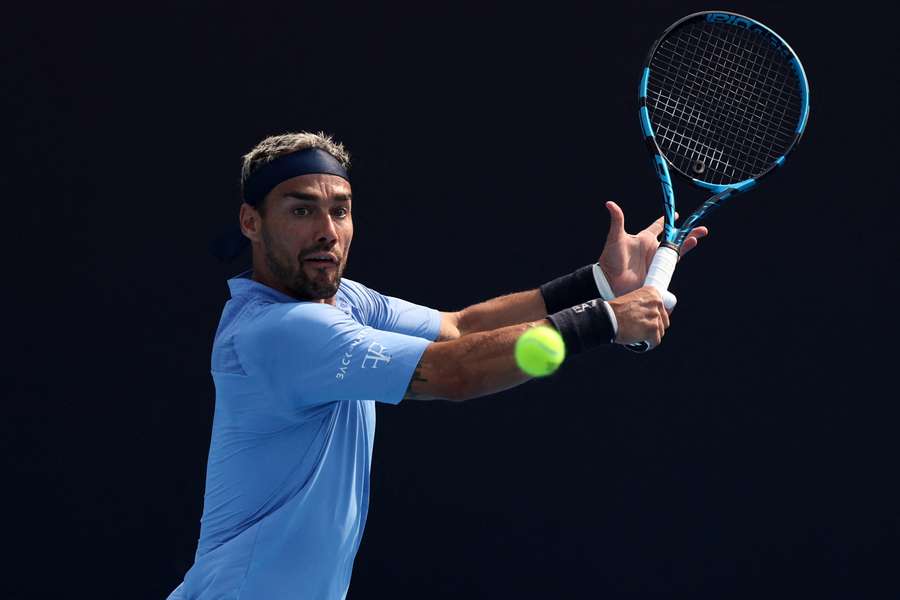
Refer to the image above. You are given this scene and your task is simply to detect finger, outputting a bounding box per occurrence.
[679,227,709,258]
[646,214,666,237]
[686,226,708,241]
[605,201,626,241]
[680,237,697,256]
[656,295,670,329]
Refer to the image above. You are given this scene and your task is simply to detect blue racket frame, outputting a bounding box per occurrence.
[638,11,810,251]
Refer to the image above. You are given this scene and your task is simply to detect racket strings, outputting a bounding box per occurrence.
[656,26,800,174]
[646,20,803,185]
[652,27,799,181]
[704,24,800,164]
[656,29,798,179]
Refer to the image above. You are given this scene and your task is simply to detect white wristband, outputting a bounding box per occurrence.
[601,301,618,340]
[592,263,616,300]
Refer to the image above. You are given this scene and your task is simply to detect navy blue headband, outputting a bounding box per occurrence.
[210,147,350,263]
[243,147,350,206]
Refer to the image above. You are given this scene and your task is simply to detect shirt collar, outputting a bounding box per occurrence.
[227,269,301,304]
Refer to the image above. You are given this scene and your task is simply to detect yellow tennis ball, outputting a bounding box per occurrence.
[515,326,566,377]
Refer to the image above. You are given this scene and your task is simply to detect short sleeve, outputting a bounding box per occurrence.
[373,295,440,338]
[343,280,440,339]
[237,302,430,407]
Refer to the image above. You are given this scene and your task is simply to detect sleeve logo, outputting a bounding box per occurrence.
[361,342,392,369]
[335,332,368,381]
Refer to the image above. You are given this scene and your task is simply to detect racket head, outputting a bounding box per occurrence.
[639,12,810,196]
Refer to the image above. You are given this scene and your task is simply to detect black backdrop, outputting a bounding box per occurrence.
[5,1,899,598]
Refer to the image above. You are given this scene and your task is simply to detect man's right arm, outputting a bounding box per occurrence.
[403,319,551,401]
[405,286,669,402]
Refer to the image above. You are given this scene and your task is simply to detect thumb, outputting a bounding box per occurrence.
[606,201,626,241]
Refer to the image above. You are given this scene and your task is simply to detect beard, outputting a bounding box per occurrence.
[261,227,345,301]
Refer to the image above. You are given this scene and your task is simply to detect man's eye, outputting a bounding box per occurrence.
[292,207,310,216]
[334,208,349,218]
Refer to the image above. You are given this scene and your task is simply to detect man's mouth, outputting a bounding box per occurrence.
[302,252,339,269]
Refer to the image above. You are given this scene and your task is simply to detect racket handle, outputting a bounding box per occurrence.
[644,245,679,295]
[627,245,679,353]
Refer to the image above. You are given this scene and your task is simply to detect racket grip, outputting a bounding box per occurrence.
[644,245,679,296]
[626,246,679,352]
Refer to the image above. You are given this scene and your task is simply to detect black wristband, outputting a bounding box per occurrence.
[539,264,600,314]
[546,299,616,355]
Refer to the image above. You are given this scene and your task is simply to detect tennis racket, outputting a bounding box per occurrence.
[629,11,810,352]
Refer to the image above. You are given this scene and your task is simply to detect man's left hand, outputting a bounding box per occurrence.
[598,201,708,297]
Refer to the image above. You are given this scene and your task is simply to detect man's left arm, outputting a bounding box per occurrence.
[438,290,546,340]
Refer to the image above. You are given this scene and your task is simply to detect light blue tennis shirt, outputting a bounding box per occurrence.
[167,271,440,600]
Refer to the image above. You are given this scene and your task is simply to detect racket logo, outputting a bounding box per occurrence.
[706,13,754,29]
[653,156,675,204]
[653,156,666,180]
[706,13,789,58]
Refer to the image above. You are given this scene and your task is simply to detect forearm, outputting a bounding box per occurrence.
[408,319,551,401]
[449,262,619,338]
[455,290,547,336]
[409,292,627,402]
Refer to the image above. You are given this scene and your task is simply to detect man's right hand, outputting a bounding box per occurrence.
[608,286,671,347]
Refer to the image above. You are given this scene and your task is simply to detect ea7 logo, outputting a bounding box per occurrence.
[362,342,392,368]
[572,300,598,313]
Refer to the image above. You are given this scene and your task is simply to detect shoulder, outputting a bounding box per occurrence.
[240,300,354,349]
[339,277,381,304]
[257,299,347,327]
[337,277,386,322]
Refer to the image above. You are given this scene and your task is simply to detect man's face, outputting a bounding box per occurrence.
[255,173,353,301]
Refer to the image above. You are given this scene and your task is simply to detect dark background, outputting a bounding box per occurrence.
[5,1,899,598]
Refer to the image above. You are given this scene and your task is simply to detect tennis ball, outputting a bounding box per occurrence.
[515,326,566,377]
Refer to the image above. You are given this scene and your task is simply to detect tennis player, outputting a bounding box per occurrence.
[166,132,707,599]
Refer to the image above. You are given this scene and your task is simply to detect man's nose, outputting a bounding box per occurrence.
[314,213,339,244]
